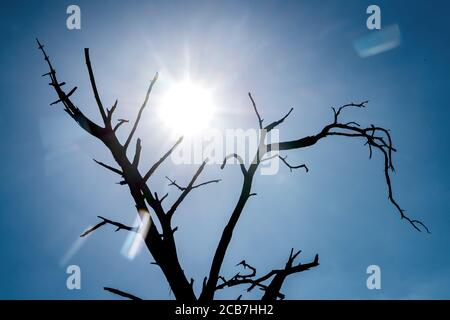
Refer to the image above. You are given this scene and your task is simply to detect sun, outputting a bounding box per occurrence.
[157,80,215,135]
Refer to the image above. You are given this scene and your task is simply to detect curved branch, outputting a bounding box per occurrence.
[265,107,293,132]
[268,102,429,232]
[261,154,308,172]
[332,100,368,122]
[113,119,129,132]
[167,160,210,219]
[248,92,263,129]
[221,153,247,176]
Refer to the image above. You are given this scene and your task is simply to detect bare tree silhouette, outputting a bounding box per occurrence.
[37,40,428,301]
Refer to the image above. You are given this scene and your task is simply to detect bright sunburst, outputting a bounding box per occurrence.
[158,80,215,135]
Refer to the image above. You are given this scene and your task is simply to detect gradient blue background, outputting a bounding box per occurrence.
[0,0,449,299]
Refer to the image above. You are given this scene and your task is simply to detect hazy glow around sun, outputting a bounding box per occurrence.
[157,80,216,135]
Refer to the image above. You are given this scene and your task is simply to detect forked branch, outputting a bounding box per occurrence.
[221,153,247,176]
[265,107,293,132]
[80,216,138,237]
[167,160,213,219]
[166,176,221,191]
[114,119,129,132]
[215,249,319,300]
[267,101,429,233]
[261,155,309,173]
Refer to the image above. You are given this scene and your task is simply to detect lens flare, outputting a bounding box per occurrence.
[121,210,151,260]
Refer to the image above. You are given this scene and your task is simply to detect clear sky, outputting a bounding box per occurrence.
[0,0,449,299]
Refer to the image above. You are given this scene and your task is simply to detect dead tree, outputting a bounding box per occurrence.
[37,40,428,301]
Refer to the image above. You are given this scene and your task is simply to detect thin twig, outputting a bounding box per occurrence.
[104,287,142,300]
[143,136,184,181]
[248,92,263,129]
[124,72,159,150]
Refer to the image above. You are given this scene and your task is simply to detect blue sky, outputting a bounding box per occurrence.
[0,0,449,299]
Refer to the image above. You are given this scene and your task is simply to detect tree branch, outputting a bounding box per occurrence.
[37,39,105,138]
[106,99,118,122]
[166,176,221,191]
[143,136,184,182]
[93,159,123,176]
[40,41,429,302]
[265,107,293,132]
[332,101,368,123]
[167,160,210,219]
[39,41,196,301]
[261,155,309,173]
[49,86,78,105]
[267,102,429,232]
[248,92,263,129]
[80,216,138,237]
[104,287,142,300]
[114,119,129,132]
[221,153,247,176]
[154,192,169,204]
[132,138,142,168]
[262,250,319,301]
[278,155,309,173]
[203,99,428,301]
[214,251,318,301]
[84,48,108,125]
[124,72,159,150]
